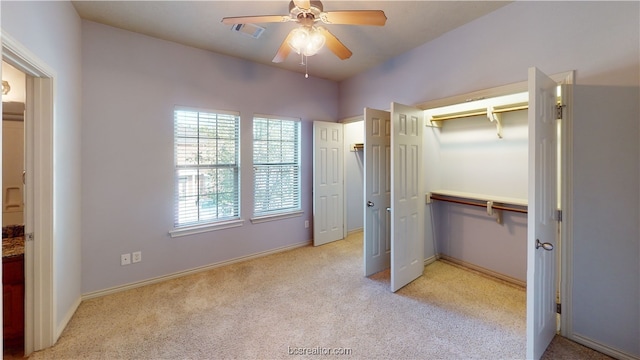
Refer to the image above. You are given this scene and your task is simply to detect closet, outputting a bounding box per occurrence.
[358,67,571,359]
[424,91,531,286]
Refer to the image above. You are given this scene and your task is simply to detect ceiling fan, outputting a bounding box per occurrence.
[222,0,387,63]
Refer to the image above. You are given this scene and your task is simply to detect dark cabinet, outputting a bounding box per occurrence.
[3,254,24,349]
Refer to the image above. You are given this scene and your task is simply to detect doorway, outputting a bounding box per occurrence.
[2,35,56,356]
[2,60,27,357]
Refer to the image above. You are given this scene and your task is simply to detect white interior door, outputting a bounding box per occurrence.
[363,108,391,276]
[390,102,424,292]
[313,121,344,246]
[526,67,559,359]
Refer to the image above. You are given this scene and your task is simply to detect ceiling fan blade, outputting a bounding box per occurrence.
[272,31,295,63]
[320,10,387,26]
[317,27,352,60]
[293,0,311,10]
[222,15,290,25]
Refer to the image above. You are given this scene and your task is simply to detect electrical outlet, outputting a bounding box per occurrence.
[132,251,142,263]
[121,253,131,266]
[305,220,309,228]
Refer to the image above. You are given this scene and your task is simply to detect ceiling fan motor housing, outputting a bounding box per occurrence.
[289,1,324,24]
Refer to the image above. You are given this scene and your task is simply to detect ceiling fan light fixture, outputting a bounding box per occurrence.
[222,0,387,66]
[287,26,325,57]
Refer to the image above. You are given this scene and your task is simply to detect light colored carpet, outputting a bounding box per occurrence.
[23,232,610,359]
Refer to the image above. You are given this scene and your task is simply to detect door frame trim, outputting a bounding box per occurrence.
[2,30,56,355]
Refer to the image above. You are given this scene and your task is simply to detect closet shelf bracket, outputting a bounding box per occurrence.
[486,200,503,224]
[487,106,503,139]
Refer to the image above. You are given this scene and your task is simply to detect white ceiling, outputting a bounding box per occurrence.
[72,1,509,82]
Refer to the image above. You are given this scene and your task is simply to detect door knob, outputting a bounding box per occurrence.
[535,239,554,251]
[367,201,374,207]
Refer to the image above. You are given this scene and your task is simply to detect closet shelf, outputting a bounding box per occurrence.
[350,143,364,151]
[428,100,529,139]
[429,101,528,122]
[426,190,527,224]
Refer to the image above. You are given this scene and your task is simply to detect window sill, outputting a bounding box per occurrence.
[250,210,304,224]
[169,219,245,238]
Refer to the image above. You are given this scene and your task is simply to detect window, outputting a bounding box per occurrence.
[173,108,240,229]
[253,116,301,218]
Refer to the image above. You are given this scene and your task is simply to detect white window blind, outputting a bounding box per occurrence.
[253,116,301,216]
[174,108,240,227]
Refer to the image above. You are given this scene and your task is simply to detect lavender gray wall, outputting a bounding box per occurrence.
[434,203,527,282]
[572,85,639,357]
[339,1,639,357]
[80,21,339,294]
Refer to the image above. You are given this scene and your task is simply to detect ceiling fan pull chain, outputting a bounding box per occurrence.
[305,56,309,78]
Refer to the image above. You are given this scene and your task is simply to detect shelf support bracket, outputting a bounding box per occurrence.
[486,201,503,224]
[426,112,442,128]
[487,106,503,139]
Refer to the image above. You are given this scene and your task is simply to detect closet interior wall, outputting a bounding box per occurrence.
[344,121,364,234]
[425,109,529,284]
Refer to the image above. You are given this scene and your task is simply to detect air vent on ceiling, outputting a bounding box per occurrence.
[230,24,265,39]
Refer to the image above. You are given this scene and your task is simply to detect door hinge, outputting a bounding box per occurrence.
[556,104,565,119]
[26,232,34,242]
[556,209,563,222]
[556,303,562,314]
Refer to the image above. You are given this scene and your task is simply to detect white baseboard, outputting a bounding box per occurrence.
[437,254,526,288]
[82,240,312,300]
[347,228,363,236]
[570,333,639,360]
[424,255,437,266]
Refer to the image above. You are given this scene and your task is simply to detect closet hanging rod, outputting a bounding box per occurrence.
[430,109,488,122]
[429,194,528,214]
[492,103,528,114]
[430,102,529,122]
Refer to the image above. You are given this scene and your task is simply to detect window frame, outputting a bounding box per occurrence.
[170,106,243,238]
[251,114,303,223]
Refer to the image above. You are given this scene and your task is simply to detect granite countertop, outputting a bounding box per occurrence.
[3,224,25,258]
[3,236,25,258]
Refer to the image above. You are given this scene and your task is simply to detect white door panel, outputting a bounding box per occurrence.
[526,67,558,359]
[364,108,391,276]
[391,102,424,292]
[313,121,344,246]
